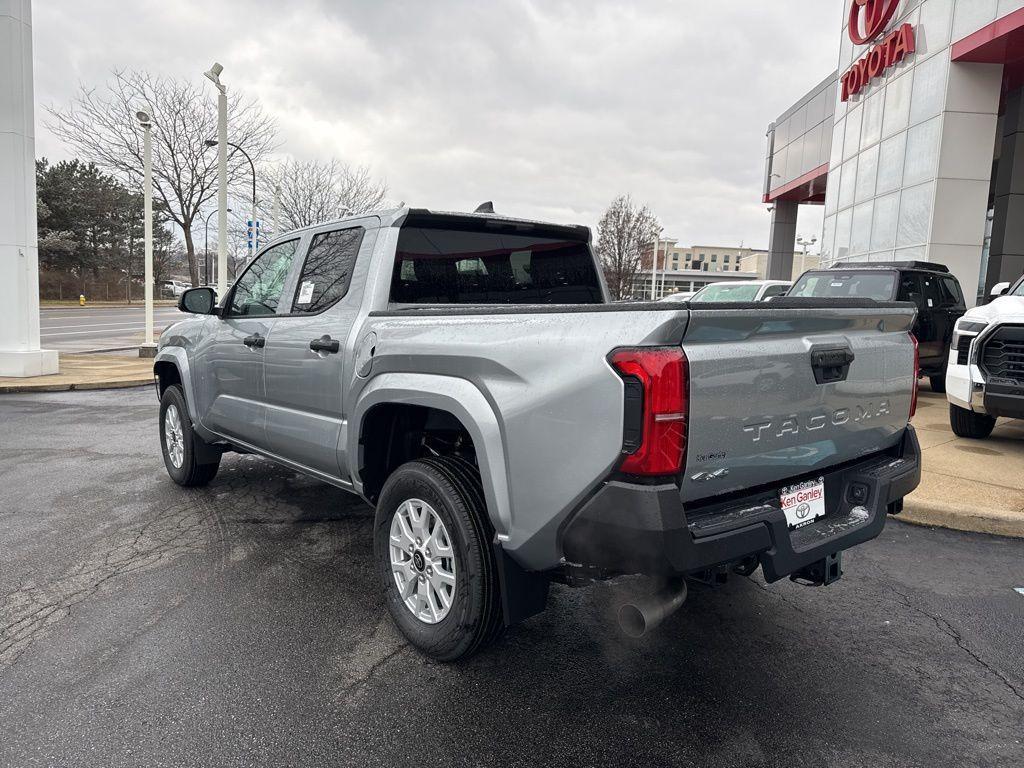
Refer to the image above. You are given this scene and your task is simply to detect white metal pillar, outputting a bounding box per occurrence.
[139,118,156,357]
[0,0,57,377]
[216,88,228,296]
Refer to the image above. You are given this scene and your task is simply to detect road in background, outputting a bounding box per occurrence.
[2,388,1022,767]
[40,306,187,352]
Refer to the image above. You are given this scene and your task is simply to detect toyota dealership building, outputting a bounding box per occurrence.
[764,0,1024,306]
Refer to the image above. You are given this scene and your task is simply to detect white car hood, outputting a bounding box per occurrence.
[963,295,1024,324]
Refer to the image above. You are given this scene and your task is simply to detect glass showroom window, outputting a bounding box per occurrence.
[860,90,883,149]
[871,192,900,252]
[851,201,874,257]
[882,71,912,139]
[834,207,853,263]
[897,182,934,248]
[856,144,880,204]
[904,116,941,187]
[909,53,948,126]
[876,131,907,195]
[839,156,858,211]
[843,104,863,161]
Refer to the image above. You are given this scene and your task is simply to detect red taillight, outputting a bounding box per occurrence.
[610,347,689,476]
[909,332,919,419]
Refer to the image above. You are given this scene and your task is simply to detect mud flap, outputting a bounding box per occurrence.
[493,540,550,626]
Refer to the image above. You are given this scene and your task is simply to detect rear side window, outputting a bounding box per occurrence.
[291,227,364,314]
[789,271,897,300]
[390,226,602,304]
[940,276,964,307]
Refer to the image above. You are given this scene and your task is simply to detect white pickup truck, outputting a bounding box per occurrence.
[946,276,1024,437]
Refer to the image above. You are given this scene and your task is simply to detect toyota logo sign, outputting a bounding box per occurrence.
[849,0,899,45]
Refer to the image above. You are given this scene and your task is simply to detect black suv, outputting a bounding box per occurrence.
[788,261,966,392]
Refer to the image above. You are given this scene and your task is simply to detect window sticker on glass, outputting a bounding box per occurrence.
[298,281,315,304]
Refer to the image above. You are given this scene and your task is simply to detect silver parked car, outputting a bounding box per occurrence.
[154,206,921,660]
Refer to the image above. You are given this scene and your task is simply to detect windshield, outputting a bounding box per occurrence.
[788,271,897,300]
[1011,278,1024,296]
[690,284,761,303]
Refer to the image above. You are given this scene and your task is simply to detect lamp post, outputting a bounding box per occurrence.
[203,62,228,296]
[204,207,232,286]
[796,234,818,277]
[136,109,157,358]
[205,139,258,260]
[650,237,660,301]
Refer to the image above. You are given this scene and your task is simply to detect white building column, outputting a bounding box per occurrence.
[0,0,57,377]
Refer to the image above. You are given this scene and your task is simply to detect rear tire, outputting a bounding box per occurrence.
[159,384,221,486]
[949,404,996,440]
[929,374,946,393]
[374,457,503,661]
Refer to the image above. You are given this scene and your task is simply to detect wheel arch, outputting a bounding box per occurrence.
[153,348,209,437]
[352,373,512,537]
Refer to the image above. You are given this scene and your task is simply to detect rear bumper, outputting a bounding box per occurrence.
[560,426,921,582]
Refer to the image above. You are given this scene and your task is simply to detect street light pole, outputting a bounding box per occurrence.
[204,63,228,297]
[796,235,818,277]
[650,237,659,301]
[137,110,156,358]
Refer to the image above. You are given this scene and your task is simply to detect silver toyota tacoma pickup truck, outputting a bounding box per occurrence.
[154,206,921,660]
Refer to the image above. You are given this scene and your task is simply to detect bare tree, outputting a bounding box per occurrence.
[46,69,278,286]
[596,195,661,301]
[265,158,387,234]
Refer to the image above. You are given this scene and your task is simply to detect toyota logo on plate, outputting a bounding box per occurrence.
[795,502,812,520]
[848,0,899,45]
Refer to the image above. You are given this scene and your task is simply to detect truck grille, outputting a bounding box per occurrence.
[956,335,972,365]
[981,325,1024,382]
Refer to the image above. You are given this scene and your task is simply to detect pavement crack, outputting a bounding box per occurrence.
[886,583,1024,705]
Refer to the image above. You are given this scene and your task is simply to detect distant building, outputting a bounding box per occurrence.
[633,240,818,298]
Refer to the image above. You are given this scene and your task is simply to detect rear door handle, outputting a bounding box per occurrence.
[243,333,265,349]
[309,335,340,354]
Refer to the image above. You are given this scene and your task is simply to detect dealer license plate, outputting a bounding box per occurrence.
[779,477,826,529]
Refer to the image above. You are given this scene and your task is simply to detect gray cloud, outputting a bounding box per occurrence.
[32,0,839,247]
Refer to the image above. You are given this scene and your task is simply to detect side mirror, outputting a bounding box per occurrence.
[991,281,1011,297]
[179,286,217,315]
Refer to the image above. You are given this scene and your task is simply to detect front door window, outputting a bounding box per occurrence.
[228,240,300,317]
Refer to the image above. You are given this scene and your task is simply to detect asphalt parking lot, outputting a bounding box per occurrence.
[1,388,1023,767]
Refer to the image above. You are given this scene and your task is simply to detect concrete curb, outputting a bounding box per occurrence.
[0,378,152,394]
[900,498,1024,539]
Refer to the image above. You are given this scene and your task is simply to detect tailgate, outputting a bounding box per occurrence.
[680,302,917,503]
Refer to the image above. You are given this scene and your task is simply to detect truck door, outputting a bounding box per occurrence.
[262,224,375,479]
[199,238,301,448]
[937,275,966,363]
[897,273,939,364]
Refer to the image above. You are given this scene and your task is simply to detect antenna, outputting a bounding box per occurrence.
[474,201,495,214]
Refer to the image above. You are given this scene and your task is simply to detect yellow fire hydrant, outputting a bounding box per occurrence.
[79,294,86,306]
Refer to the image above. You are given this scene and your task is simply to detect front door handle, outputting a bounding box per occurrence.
[243,333,265,349]
[309,335,340,354]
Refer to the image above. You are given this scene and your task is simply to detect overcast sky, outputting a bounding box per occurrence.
[32,0,841,250]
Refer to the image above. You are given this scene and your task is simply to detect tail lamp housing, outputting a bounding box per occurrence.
[610,347,689,476]
[909,332,919,419]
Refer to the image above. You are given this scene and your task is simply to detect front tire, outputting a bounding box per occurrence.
[929,374,946,393]
[159,384,220,486]
[949,404,996,440]
[374,457,503,661]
